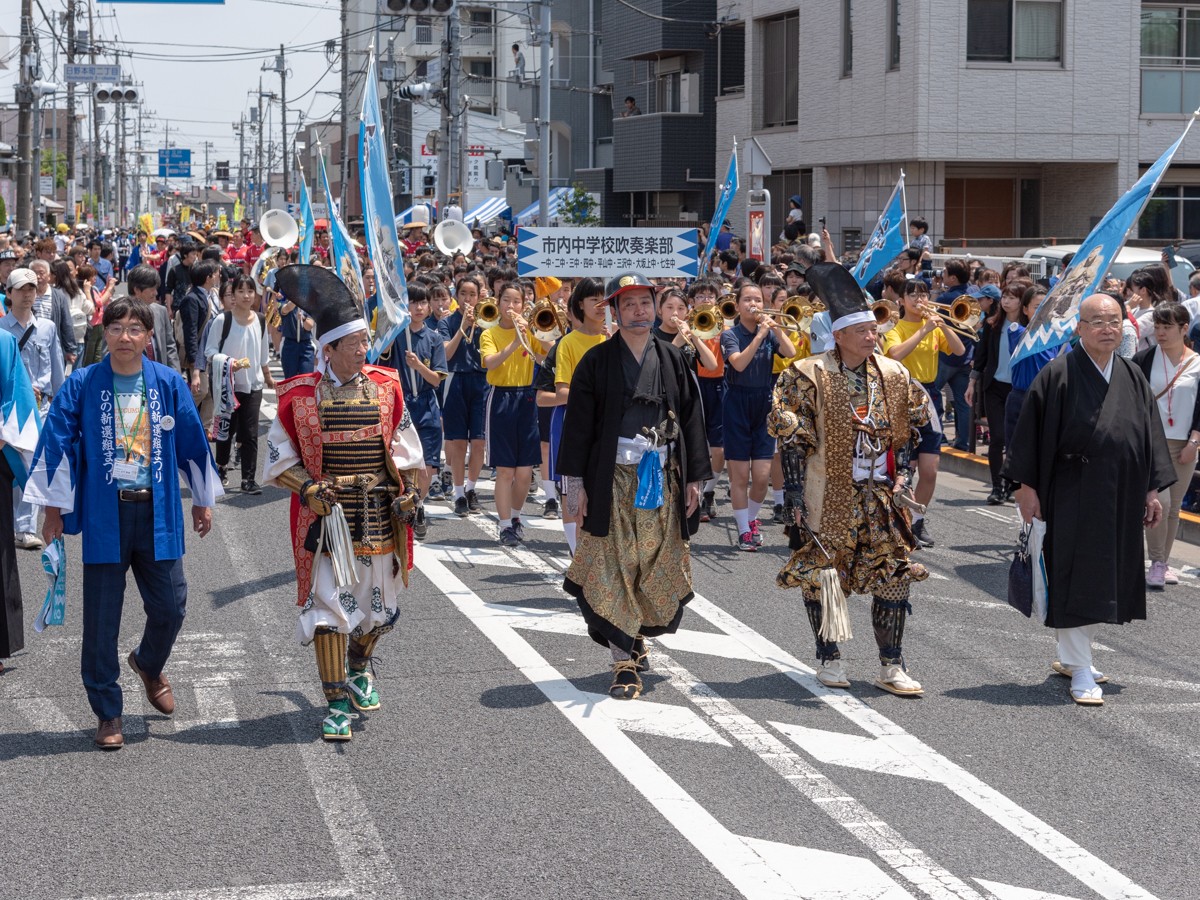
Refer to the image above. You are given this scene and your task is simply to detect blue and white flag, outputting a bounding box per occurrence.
[360,54,410,364]
[852,172,906,288]
[702,140,738,274]
[1012,117,1198,366]
[297,162,316,265]
[318,149,366,316]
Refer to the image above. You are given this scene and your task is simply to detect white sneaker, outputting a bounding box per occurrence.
[817,659,850,689]
[1165,566,1181,585]
[876,664,924,696]
[15,532,43,550]
[1146,560,1167,589]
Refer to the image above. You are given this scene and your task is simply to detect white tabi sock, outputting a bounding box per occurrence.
[465,479,477,492]
[733,507,751,535]
[543,479,555,499]
[454,485,466,500]
[773,490,784,506]
[704,478,717,494]
[747,498,763,523]
[564,522,577,553]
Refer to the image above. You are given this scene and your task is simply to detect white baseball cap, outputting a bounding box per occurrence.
[6,268,37,291]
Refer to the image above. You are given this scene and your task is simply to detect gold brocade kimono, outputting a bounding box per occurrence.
[768,351,932,601]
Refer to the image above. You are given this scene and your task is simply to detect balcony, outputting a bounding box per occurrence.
[414,22,433,44]
[504,76,573,124]
[612,112,710,194]
[462,23,493,48]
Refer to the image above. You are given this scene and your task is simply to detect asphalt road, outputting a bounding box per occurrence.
[1,375,1197,900]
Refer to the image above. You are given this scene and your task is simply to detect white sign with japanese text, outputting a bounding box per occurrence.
[516,228,700,278]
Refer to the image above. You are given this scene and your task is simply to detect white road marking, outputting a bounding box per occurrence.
[73,882,353,900]
[743,836,918,900]
[175,675,239,730]
[770,721,940,782]
[578,690,731,746]
[485,603,590,635]
[423,544,523,568]
[974,880,1084,900]
[684,595,1158,900]
[1120,675,1200,694]
[411,544,909,900]
[972,508,1020,524]
[656,629,771,663]
[261,403,277,421]
[11,697,84,738]
[649,647,987,900]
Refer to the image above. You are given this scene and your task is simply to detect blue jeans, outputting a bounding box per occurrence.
[281,337,315,379]
[81,499,187,721]
[934,360,972,451]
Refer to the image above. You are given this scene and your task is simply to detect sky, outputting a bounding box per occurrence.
[1,0,344,184]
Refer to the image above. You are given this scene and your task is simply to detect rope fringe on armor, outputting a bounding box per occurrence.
[817,567,853,642]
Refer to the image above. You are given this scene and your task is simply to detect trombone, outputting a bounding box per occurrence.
[872,299,900,334]
[917,298,981,340]
[475,298,501,329]
[755,309,802,330]
[780,298,814,332]
[718,293,738,321]
[685,302,721,340]
[530,298,568,343]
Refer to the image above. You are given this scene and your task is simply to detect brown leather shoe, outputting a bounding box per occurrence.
[128,651,175,715]
[95,717,124,749]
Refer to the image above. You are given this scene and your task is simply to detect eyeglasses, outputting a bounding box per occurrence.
[1081,319,1122,331]
[105,324,147,338]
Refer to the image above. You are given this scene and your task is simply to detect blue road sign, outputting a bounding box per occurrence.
[63,64,121,83]
[158,149,191,178]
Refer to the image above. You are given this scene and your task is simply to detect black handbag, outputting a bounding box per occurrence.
[1007,524,1034,618]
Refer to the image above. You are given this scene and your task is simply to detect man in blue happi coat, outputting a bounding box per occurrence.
[25,296,223,749]
[0,322,42,676]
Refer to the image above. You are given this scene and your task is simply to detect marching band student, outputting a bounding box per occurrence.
[767,284,809,522]
[541,277,608,553]
[688,276,726,522]
[721,282,795,551]
[389,283,447,541]
[425,280,455,501]
[439,274,489,518]
[654,286,718,372]
[880,278,966,548]
[481,282,548,547]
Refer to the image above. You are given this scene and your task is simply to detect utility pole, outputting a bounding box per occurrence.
[16,0,32,231]
[256,79,265,219]
[90,1,101,225]
[66,0,76,225]
[437,15,461,218]
[134,102,142,219]
[338,0,348,212]
[537,0,550,227]
[279,44,289,206]
[115,49,124,227]
[235,115,246,211]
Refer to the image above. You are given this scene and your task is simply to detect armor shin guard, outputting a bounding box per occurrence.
[313,627,348,701]
[804,600,841,662]
[348,612,398,673]
[871,582,911,667]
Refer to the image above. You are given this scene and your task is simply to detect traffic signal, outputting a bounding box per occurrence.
[216,161,230,181]
[96,87,138,103]
[383,0,455,14]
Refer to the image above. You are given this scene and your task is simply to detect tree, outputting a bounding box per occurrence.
[0,193,6,226]
[560,183,599,226]
[39,151,69,189]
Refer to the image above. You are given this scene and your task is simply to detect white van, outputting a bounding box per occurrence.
[1022,245,1195,295]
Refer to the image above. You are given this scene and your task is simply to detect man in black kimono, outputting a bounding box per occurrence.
[1004,294,1175,705]
[557,272,712,700]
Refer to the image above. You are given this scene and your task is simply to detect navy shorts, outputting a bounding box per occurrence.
[547,405,566,482]
[486,385,541,468]
[407,390,444,468]
[722,383,776,461]
[538,403,554,443]
[442,370,489,441]
[916,381,941,455]
[697,376,727,448]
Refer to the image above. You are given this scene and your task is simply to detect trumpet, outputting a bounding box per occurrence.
[686,302,721,340]
[917,298,980,339]
[755,309,802,330]
[475,299,501,329]
[718,294,738,321]
[780,298,814,333]
[509,312,538,358]
[530,298,568,343]
[872,298,900,334]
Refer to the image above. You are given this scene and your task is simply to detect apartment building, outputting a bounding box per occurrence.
[714,1,1200,252]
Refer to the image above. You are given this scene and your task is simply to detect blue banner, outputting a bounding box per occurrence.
[852,172,906,288]
[318,150,366,314]
[1012,121,1197,366]
[701,141,738,275]
[297,167,315,265]
[359,56,410,364]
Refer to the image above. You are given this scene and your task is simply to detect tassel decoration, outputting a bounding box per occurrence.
[817,567,853,642]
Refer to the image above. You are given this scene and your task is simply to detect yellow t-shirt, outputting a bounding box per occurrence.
[480,325,535,387]
[555,330,607,386]
[773,329,809,374]
[880,317,942,384]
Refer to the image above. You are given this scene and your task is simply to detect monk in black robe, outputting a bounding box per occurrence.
[1004,294,1175,705]
[557,272,712,700]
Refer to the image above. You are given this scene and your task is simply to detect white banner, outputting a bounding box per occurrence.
[516,227,700,278]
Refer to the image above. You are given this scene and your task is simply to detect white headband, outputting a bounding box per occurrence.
[317,318,369,348]
[831,311,876,332]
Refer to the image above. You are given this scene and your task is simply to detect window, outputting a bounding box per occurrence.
[842,0,854,75]
[465,8,492,46]
[1140,7,1200,114]
[889,0,901,69]
[761,13,798,127]
[1139,185,1200,238]
[651,57,682,113]
[414,17,433,45]
[967,0,1061,63]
